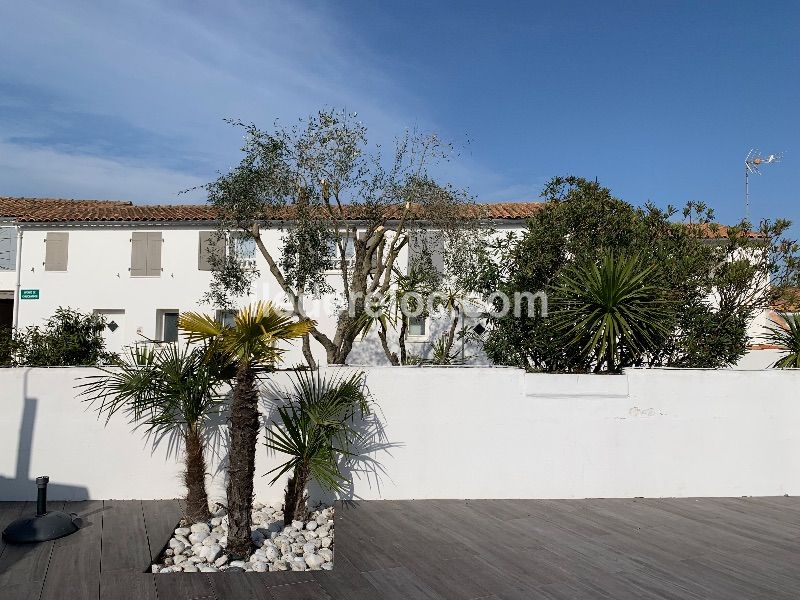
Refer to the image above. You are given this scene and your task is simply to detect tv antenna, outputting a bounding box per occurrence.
[744,149,781,220]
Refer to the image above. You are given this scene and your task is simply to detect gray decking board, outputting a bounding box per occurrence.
[0,497,799,599]
[0,500,66,599]
[140,499,183,563]
[0,502,27,562]
[39,500,104,600]
[100,500,151,572]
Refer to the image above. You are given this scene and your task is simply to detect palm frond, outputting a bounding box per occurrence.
[264,370,369,493]
[764,313,800,368]
[553,252,673,372]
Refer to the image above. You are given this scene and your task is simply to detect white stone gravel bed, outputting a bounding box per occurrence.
[151,502,334,573]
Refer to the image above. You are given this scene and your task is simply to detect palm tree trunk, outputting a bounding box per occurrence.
[283,463,310,525]
[183,426,211,523]
[226,362,260,558]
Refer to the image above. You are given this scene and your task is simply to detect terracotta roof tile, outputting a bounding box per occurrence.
[0,197,750,239]
[0,196,545,223]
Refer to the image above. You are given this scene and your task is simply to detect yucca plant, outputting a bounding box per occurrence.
[266,370,370,524]
[79,344,232,522]
[764,313,800,368]
[179,301,314,557]
[553,252,672,372]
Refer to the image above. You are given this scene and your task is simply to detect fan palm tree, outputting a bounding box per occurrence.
[265,370,369,524]
[764,313,800,368]
[79,343,232,522]
[553,252,672,372]
[178,301,314,557]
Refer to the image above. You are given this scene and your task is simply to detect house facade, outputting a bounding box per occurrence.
[0,197,778,367]
[0,198,536,366]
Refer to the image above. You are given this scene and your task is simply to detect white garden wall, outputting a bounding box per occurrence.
[0,366,798,502]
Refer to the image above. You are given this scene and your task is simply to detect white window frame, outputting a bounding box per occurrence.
[405,315,429,340]
[156,309,180,343]
[324,232,356,273]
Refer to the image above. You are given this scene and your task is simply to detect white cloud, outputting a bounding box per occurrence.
[0,1,431,199]
[0,140,206,203]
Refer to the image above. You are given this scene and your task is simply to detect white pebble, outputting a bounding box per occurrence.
[204,544,223,563]
[304,554,325,570]
[214,555,229,567]
[189,531,209,544]
[190,523,210,534]
[290,557,307,571]
[251,560,268,572]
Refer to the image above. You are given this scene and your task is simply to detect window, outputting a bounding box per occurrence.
[407,315,427,337]
[0,227,16,271]
[158,310,180,342]
[407,230,444,274]
[44,232,69,271]
[230,233,257,270]
[198,231,226,271]
[325,235,355,270]
[215,309,236,328]
[131,232,162,277]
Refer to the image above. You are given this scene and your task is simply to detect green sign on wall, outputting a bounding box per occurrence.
[20,289,39,300]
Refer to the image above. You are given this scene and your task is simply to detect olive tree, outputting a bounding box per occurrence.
[203,109,477,366]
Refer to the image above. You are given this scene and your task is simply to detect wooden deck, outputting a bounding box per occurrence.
[1,496,799,599]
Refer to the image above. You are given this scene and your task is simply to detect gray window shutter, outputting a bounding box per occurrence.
[0,227,16,271]
[198,231,225,271]
[130,232,148,276]
[44,232,69,271]
[146,232,162,276]
[407,230,444,274]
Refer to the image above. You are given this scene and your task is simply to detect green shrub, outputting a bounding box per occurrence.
[10,307,117,367]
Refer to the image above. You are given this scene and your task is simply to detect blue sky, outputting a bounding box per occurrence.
[1,1,797,233]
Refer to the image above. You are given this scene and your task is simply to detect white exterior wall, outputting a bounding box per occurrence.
[10,224,418,366]
[10,222,525,366]
[1,367,799,502]
[4,220,783,367]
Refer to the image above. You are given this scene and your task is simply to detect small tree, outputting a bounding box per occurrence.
[11,307,116,366]
[202,109,477,366]
[80,344,232,522]
[178,302,313,557]
[474,176,798,371]
[265,370,369,524]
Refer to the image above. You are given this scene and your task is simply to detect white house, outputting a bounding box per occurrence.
[0,197,779,367]
[0,197,536,366]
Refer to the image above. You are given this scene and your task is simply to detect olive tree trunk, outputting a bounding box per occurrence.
[225,362,260,558]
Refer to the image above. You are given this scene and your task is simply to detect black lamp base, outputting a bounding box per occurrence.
[3,511,80,544]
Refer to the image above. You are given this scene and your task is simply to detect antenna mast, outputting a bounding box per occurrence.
[744,149,781,220]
